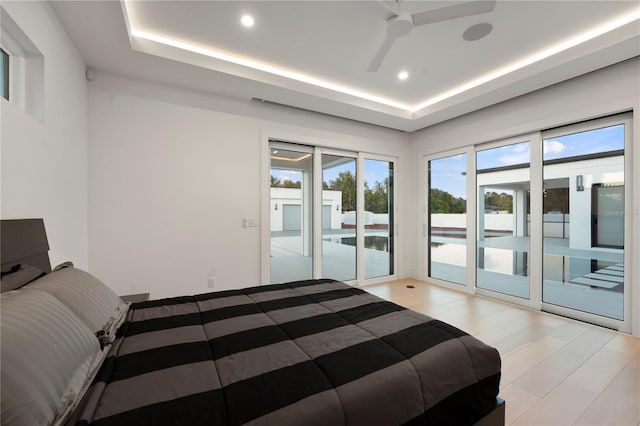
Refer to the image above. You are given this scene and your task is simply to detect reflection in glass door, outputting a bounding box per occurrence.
[542,123,625,320]
[592,184,624,248]
[321,154,357,281]
[428,154,467,285]
[364,159,394,279]
[476,141,531,298]
[270,146,313,283]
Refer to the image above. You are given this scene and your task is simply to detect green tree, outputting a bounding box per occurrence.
[329,171,356,212]
[543,188,569,213]
[431,198,450,213]
[496,192,513,213]
[484,191,513,213]
[270,175,281,187]
[282,179,301,188]
[370,180,389,213]
[430,188,466,214]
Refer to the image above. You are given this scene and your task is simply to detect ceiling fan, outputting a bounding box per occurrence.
[368,0,497,72]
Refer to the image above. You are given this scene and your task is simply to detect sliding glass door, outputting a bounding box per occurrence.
[364,159,394,279]
[321,154,357,281]
[268,142,395,284]
[541,119,627,321]
[270,145,314,283]
[428,153,467,285]
[476,140,531,299]
[424,113,631,331]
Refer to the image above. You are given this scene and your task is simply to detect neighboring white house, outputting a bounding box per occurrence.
[270,188,391,232]
[475,153,624,251]
[270,187,342,231]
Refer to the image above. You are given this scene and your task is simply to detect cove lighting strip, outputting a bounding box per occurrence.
[129,28,411,111]
[124,3,639,115]
[413,7,640,111]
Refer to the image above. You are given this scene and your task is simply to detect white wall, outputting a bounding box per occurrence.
[88,72,412,299]
[412,58,639,334]
[0,2,88,268]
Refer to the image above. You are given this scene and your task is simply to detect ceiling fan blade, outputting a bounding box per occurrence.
[412,0,496,27]
[367,35,396,72]
[376,0,398,16]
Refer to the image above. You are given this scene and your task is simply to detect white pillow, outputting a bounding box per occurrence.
[1,289,103,426]
[26,267,127,336]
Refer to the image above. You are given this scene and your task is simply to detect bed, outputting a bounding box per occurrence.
[1,219,504,426]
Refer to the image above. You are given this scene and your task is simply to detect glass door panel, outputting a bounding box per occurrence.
[321,154,356,281]
[270,147,313,283]
[364,159,394,279]
[476,142,531,298]
[542,124,625,320]
[428,154,467,285]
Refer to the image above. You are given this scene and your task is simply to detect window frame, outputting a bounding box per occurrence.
[1,47,9,101]
[262,134,398,287]
[422,113,632,332]
[1,25,27,109]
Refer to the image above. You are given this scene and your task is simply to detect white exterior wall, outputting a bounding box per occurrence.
[477,157,624,247]
[547,155,624,250]
[270,187,341,231]
[88,72,411,299]
[0,2,88,268]
[342,211,389,226]
[431,213,513,231]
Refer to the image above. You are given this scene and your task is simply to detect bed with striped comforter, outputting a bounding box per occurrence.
[74,279,501,425]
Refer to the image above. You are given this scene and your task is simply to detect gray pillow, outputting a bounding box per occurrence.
[26,267,128,336]
[1,289,103,426]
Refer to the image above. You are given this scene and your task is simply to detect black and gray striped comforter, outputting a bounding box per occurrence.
[76,279,501,425]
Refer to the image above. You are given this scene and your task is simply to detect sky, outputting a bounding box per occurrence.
[270,123,624,198]
[432,124,624,199]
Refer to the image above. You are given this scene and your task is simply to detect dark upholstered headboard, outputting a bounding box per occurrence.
[1,219,52,273]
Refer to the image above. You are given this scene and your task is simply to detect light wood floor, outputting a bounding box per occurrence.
[364,278,640,426]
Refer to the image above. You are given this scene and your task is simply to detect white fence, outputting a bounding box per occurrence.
[342,211,389,226]
[431,213,570,238]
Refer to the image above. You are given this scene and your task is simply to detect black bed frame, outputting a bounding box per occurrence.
[1,218,52,273]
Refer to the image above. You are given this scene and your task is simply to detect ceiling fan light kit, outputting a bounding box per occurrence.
[387,14,414,38]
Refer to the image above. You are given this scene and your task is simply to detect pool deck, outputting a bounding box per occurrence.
[271,229,391,283]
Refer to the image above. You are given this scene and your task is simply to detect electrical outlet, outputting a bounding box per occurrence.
[208,276,216,288]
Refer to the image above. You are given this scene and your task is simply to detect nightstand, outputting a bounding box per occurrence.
[120,293,150,303]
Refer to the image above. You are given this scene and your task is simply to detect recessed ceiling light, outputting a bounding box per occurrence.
[398,71,409,80]
[241,15,254,27]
